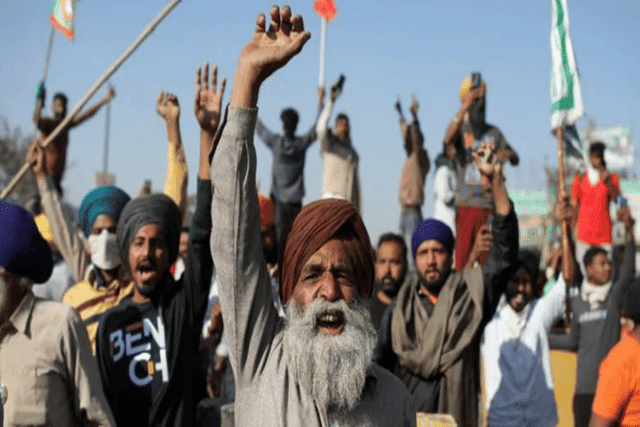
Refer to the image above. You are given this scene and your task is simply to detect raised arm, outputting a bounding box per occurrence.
[33,82,46,128]
[70,87,115,127]
[299,96,324,147]
[195,62,226,179]
[211,5,310,385]
[463,224,493,270]
[157,91,188,219]
[611,208,635,298]
[474,142,519,319]
[316,89,334,152]
[443,84,483,148]
[255,117,278,149]
[29,141,90,282]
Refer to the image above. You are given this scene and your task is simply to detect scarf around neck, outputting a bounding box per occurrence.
[581,279,612,309]
[390,267,484,378]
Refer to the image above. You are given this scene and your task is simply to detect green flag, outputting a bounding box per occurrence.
[550,0,584,130]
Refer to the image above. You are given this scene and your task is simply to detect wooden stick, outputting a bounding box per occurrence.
[556,126,574,325]
[1,0,181,200]
[42,26,56,82]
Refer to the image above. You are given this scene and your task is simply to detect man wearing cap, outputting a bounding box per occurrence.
[0,200,115,426]
[443,72,518,270]
[94,62,222,427]
[210,6,414,425]
[378,142,518,426]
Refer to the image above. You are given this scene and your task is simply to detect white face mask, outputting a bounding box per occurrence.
[88,229,121,270]
[587,164,600,186]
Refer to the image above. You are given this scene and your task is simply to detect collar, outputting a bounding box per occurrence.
[92,264,105,288]
[7,290,35,336]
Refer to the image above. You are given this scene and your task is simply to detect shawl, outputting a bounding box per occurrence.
[391,268,484,425]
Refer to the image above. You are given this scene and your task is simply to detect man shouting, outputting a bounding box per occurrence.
[210,6,414,426]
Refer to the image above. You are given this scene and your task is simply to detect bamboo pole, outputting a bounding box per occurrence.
[1,0,181,200]
[556,126,573,324]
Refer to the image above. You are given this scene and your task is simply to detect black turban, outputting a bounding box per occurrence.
[116,194,181,274]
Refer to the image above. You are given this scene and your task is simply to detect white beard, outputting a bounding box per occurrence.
[282,298,377,414]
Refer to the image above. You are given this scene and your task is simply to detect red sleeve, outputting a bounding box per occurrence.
[571,173,581,202]
[612,173,620,194]
[592,343,632,420]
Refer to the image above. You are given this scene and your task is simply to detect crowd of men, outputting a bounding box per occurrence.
[1,5,639,427]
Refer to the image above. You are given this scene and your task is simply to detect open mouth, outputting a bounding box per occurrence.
[316,309,345,335]
[136,262,158,282]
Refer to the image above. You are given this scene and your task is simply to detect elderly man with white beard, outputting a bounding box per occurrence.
[210,6,415,426]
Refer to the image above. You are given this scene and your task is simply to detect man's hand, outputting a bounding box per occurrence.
[460,84,485,111]
[465,224,493,269]
[195,63,226,135]
[156,91,180,122]
[472,142,501,180]
[318,86,325,104]
[556,194,574,223]
[207,302,224,337]
[36,81,46,105]
[410,95,419,117]
[395,97,403,117]
[27,140,46,180]
[231,5,311,108]
[105,87,116,102]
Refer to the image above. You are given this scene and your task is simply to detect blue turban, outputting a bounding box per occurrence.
[0,200,53,283]
[117,194,181,275]
[78,186,131,238]
[411,218,455,258]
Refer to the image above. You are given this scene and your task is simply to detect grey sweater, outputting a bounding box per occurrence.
[210,107,415,426]
[549,241,636,394]
[255,107,320,204]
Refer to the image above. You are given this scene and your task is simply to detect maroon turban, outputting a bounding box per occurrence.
[280,198,374,304]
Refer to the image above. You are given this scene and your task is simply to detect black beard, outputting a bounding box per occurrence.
[421,262,452,295]
[378,280,400,298]
[468,98,486,133]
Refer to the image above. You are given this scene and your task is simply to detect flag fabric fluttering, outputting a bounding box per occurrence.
[50,0,76,40]
[551,124,585,168]
[314,0,337,22]
[550,0,584,130]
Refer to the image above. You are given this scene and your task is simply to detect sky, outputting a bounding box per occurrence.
[1,0,638,242]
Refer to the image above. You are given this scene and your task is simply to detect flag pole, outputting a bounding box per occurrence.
[1,0,181,200]
[42,26,55,82]
[319,17,327,87]
[556,126,573,324]
[103,89,111,175]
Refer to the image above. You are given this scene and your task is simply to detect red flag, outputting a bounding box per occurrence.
[314,0,337,22]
